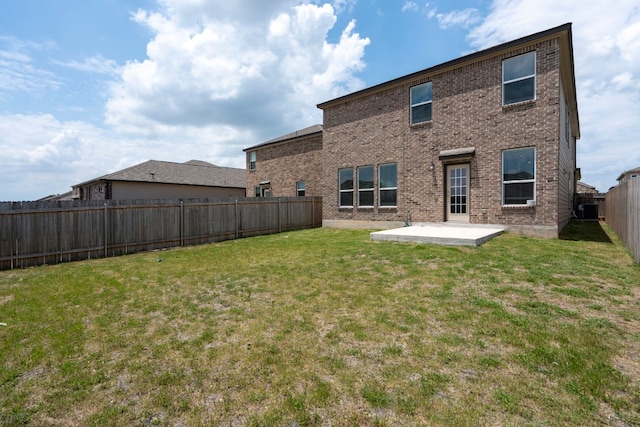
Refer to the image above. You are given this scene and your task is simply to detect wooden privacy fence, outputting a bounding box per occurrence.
[0,197,322,270]
[605,179,640,264]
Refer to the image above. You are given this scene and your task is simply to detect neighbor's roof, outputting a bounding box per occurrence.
[616,167,640,182]
[243,124,323,151]
[577,181,597,190]
[75,160,246,188]
[317,23,579,139]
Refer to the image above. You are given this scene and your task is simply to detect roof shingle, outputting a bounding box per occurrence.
[76,160,245,188]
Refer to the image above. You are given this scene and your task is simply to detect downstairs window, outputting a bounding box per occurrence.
[502,147,535,205]
[339,168,354,208]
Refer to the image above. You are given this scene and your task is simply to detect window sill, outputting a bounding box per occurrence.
[502,99,536,110]
[358,207,374,210]
[410,120,432,128]
[502,204,535,210]
[379,206,398,210]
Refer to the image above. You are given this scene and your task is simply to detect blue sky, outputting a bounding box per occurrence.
[1,0,639,200]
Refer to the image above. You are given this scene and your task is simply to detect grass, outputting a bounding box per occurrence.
[1,220,639,426]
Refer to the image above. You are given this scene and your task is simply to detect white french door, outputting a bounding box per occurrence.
[446,164,470,222]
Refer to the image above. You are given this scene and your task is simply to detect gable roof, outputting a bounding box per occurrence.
[577,181,597,191]
[75,160,246,188]
[243,124,323,151]
[317,23,579,139]
[616,167,640,182]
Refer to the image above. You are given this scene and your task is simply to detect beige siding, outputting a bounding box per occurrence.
[557,79,577,230]
[111,182,245,200]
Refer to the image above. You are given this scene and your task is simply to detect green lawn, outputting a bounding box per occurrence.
[1,221,639,426]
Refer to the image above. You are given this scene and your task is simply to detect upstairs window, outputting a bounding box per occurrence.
[249,151,256,170]
[503,52,536,105]
[502,147,535,205]
[296,181,306,197]
[410,82,432,124]
[358,166,374,207]
[339,168,354,208]
[379,163,398,207]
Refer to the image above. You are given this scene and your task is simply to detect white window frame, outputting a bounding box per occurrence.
[378,163,398,208]
[502,147,536,206]
[502,51,536,106]
[249,151,256,170]
[357,166,374,208]
[410,82,433,125]
[338,168,354,208]
[296,181,306,197]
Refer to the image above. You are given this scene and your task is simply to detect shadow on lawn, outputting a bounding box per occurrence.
[559,220,613,243]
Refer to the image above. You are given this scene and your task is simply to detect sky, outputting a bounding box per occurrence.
[1,0,638,201]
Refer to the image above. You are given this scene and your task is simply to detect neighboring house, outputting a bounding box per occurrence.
[575,181,605,220]
[72,160,246,200]
[576,181,599,194]
[315,23,580,238]
[37,191,74,202]
[616,167,640,184]
[243,124,323,198]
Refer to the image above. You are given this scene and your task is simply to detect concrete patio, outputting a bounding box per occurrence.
[370,223,506,247]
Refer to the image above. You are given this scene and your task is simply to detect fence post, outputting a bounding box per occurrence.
[312,198,315,228]
[11,239,16,270]
[235,200,239,239]
[104,202,108,258]
[278,199,281,233]
[180,200,184,247]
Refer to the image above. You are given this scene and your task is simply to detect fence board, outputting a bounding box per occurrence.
[605,180,640,264]
[0,197,322,270]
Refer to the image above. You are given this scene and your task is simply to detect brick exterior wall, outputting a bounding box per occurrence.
[246,132,323,198]
[77,182,110,200]
[321,37,575,237]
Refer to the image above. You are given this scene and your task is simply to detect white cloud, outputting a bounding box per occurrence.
[611,72,639,90]
[0,36,61,97]
[106,2,370,138]
[435,8,481,29]
[155,0,298,26]
[332,0,357,14]
[2,1,372,201]
[465,0,640,191]
[402,2,419,13]
[617,20,640,63]
[0,114,104,199]
[53,55,120,75]
[0,112,253,200]
[402,2,437,18]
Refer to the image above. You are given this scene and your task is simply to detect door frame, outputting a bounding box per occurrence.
[446,163,470,222]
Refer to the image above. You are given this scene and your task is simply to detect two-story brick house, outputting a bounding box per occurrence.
[318,23,579,238]
[244,23,580,238]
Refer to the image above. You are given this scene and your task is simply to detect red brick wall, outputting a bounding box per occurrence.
[322,38,565,236]
[246,133,323,198]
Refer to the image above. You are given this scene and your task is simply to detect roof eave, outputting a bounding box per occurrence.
[243,125,323,152]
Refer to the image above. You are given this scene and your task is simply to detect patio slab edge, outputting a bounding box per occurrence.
[370,225,505,247]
